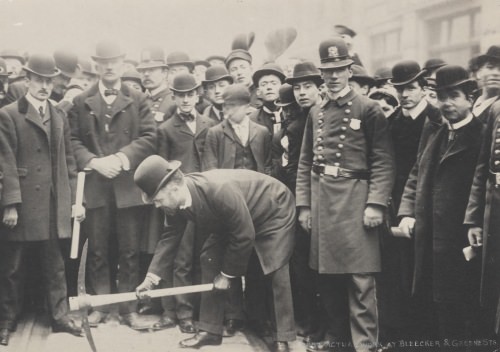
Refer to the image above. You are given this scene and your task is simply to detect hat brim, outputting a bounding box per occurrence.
[318,59,354,70]
[168,62,195,71]
[351,76,376,86]
[142,160,182,203]
[476,54,500,67]
[136,62,168,70]
[91,53,126,61]
[285,75,323,86]
[170,82,201,93]
[59,69,79,79]
[423,63,447,72]
[203,75,234,84]
[1,55,25,64]
[388,70,426,86]
[22,66,61,78]
[435,79,477,92]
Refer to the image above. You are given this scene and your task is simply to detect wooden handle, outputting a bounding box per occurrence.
[70,172,86,259]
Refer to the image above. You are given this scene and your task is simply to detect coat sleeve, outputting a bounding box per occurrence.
[0,109,21,207]
[364,101,395,207]
[201,126,219,171]
[61,112,78,203]
[397,158,419,218]
[295,111,314,207]
[118,93,157,168]
[68,99,98,169]
[464,104,497,226]
[157,123,169,160]
[263,129,273,176]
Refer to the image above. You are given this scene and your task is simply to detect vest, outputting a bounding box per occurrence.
[97,94,117,156]
[232,128,257,171]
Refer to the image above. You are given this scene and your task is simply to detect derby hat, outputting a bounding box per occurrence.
[368,88,399,107]
[318,37,354,69]
[203,65,233,84]
[351,65,376,86]
[275,83,296,107]
[434,65,477,92]
[423,58,447,74]
[121,69,142,84]
[92,41,125,61]
[194,59,210,68]
[373,66,392,82]
[334,25,357,38]
[285,61,323,86]
[166,52,194,71]
[23,53,60,78]
[0,58,12,77]
[170,73,199,93]
[389,60,426,86]
[53,50,79,78]
[0,49,25,64]
[225,49,253,68]
[222,84,251,105]
[476,45,500,67]
[252,62,285,87]
[137,46,168,70]
[79,59,99,76]
[134,155,182,202]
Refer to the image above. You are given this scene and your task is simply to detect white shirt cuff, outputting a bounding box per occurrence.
[115,152,130,171]
[221,271,237,279]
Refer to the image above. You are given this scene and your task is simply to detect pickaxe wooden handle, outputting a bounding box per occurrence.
[69,284,214,311]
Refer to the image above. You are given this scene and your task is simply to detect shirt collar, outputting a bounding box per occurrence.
[149,82,169,97]
[25,93,48,114]
[403,99,427,120]
[473,95,497,116]
[99,80,121,97]
[177,108,196,119]
[179,185,192,210]
[328,85,351,101]
[448,113,474,131]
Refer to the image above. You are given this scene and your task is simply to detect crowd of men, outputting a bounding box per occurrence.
[0,23,500,352]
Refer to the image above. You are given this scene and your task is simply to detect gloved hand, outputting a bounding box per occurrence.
[135,274,158,300]
[213,273,231,291]
[468,227,483,248]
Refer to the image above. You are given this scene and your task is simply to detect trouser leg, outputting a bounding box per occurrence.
[173,220,195,320]
[0,242,23,330]
[267,263,296,342]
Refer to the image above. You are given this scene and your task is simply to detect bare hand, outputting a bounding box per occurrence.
[298,207,312,233]
[90,156,122,179]
[468,227,483,247]
[398,217,416,238]
[3,206,18,228]
[363,205,384,228]
[135,275,157,300]
[71,204,86,222]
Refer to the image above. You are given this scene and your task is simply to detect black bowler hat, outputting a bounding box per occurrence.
[137,46,168,70]
[0,49,25,64]
[275,83,296,107]
[121,69,142,85]
[134,155,182,202]
[53,50,79,78]
[91,41,125,61]
[0,59,11,77]
[203,66,233,84]
[252,62,285,87]
[423,58,447,76]
[166,52,194,71]
[334,25,357,38]
[389,60,426,86]
[373,66,392,82]
[23,53,60,78]
[194,59,210,68]
[225,49,253,68]
[170,73,199,93]
[434,65,477,92]
[318,37,353,69]
[285,61,323,86]
[476,45,500,67]
[351,65,375,86]
[222,84,251,105]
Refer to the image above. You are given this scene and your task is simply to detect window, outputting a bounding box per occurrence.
[371,29,402,71]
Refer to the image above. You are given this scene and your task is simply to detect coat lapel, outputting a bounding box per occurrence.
[248,120,258,144]
[440,121,477,164]
[110,90,133,118]
[222,120,235,142]
[84,85,102,118]
[23,100,48,136]
[173,113,194,136]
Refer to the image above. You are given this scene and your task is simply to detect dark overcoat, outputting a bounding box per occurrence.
[201,119,272,174]
[0,96,77,241]
[68,83,156,209]
[296,89,395,274]
[399,117,484,302]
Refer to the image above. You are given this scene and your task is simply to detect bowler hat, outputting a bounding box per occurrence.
[91,41,125,61]
[318,37,354,69]
[166,52,194,71]
[275,83,296,107]
[222,84,251,105]
[170,73,199,93]
[285,61,323,86]
[0,49,25,64]
[121,69,142,85]
[194,59,210,68]
[351,65,375,86]
[23,53,60,78]
[137,47,168,70]
[54,50,79,78]
[252,62,285,87]
[0,58,11,77]
[334,25,357,38]
[476,45,500,67]
[79,59,99,76]
[423,58,447,76]
[134,155,182,202]
[389,60,426,86]
[434,65,477,92]
[225,49,252,67]
[203,66,233,84]
[368,88,399,107]
[373,66,392,82]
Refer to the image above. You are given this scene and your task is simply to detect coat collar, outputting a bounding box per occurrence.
[84,82,133,117]
[18,96,63,141]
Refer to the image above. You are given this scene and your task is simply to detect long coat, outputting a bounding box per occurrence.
[201,119,272,174]
[68,83,156,209]
[148,169,296,279]
[296,89,395,274]
[157,111,216,173]
[465,101,500,309]
[0,96,77,241]
[399,116,484,302]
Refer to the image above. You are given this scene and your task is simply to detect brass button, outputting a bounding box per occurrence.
[496,138,500,143]
[318,155,325,160]
[317,137,323,142]
[318,119,324,124]
[334,162,340,166]
[336,152,341,158]
[340,135,346,140]
[317,146,324,151]
[318,112,324,117]
[341,126,347,131]
[345,109,351,114]
[343,118,349,123]
[317,128,322,133]
[347,101,353,106]
[338,144,344,148]
[495,160,500,165]
[495,150,500,155]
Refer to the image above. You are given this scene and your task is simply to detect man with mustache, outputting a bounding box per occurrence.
[0,53,85,345]
[68,40,156,330]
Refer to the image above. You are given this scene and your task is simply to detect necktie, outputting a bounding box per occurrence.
[104,89,119,97]
[180,113,195,122]
[38,106,44,118]
[219,111,224,121]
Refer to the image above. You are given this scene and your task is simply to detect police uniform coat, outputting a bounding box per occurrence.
[296,89,395,274]
[201,118,272,174]
[68,83,156,209]
[399,116,484,302]
[0,96,77,241]
[147,87,176,125]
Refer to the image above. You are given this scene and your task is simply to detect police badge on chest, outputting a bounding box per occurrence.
[350,118,361,130]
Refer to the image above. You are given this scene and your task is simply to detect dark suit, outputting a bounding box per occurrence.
[69,83,156,314]
[149,170,296,341]
[202,105,224,124]
[0,96,77,329]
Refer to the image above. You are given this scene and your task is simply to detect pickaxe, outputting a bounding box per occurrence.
[70,241,214,352]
